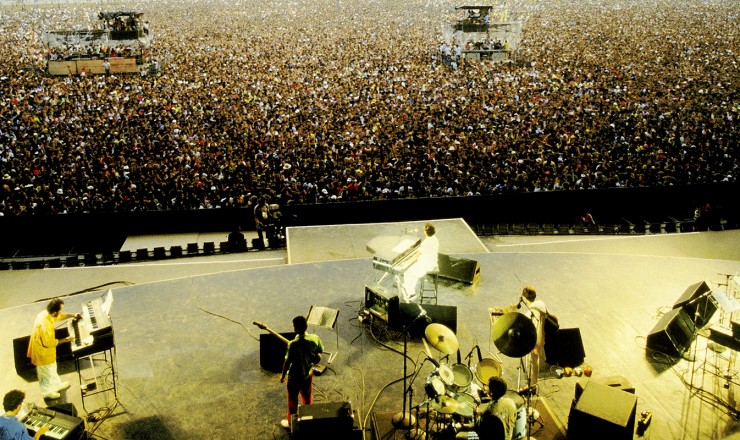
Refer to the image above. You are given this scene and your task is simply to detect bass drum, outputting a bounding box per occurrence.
[449,364,473,392]
[504,391,527,440]
[479,391,526,440]
[474,358,502,387]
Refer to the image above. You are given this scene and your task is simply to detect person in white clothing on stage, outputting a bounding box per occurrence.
[401,223,439,303]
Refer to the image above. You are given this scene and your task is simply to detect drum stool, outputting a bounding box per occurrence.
[420,271,440,305]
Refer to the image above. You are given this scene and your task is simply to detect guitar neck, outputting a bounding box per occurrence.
[253,321,290,344]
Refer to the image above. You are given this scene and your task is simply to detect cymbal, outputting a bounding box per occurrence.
[492,312,536,358]
[430,395,458,414]
[424,323,459,355]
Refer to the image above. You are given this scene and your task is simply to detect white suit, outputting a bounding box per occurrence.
[402,234,439,302]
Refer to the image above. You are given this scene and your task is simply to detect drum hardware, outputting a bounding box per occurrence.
[493,311,540,440]
[449,350,473,393]
[438,364,455,387]
[492,312,536,358]
[425,375,446,399]
[450,392,477,419]
[425,323,459,355]
[430,395,459,414]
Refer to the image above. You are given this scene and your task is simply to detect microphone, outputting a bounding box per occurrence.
[428,357,440,368]
[413,304,431,324]
[476,345,483,363]
[516,296,524,309]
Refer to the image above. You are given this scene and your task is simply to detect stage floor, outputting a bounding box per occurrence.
[1,223,739,439]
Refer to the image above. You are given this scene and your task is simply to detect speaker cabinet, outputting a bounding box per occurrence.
[259,332,295,373]
[545,327,585,367]
[292,402,361,439]
[14,328,73,375]
[437,254,480,285]
[575,376,635,401]
[569,380,637,440]
[389,303,457,338]
[673,281,717,328]
[646,308,695,357]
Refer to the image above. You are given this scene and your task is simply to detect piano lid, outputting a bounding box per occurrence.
[366,234,421,262]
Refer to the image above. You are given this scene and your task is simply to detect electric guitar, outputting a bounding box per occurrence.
[253,321,290,344]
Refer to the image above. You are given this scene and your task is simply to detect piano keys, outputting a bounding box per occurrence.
[67,291,115,357]
[21,406,85,440]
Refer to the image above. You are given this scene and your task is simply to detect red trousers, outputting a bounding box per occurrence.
[286,374,313,421]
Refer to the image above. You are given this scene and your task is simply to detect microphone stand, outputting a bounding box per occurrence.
[393,307,429,429]
[517,299,540,440]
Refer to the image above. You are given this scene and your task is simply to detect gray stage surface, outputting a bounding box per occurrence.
[0,223,739,440]
[286,218,488,264]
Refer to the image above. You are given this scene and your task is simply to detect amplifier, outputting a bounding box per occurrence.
[364,284,399,322]
[292,401,358,439]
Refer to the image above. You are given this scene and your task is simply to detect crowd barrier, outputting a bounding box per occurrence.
[0,183,736,260]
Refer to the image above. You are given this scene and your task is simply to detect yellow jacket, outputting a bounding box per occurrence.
[27,311,60,366]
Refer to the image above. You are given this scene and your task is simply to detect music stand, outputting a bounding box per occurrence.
[306,305,340,364]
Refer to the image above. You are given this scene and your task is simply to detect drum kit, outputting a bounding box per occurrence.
[408,313,538,439]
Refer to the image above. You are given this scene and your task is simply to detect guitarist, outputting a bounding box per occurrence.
[279,316,324,430]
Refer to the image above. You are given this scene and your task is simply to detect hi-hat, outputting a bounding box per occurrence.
[424,323,459,355]
[492,312,536,357]
[430,395,458,414]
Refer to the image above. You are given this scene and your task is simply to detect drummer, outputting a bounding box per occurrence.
[476,377,517,440]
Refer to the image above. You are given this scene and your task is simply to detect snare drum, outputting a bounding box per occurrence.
[474,358,502,386]
[450,364,473,391]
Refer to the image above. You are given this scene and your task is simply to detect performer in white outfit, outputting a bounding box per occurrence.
[401,223,439,303]
[522,286,547,386]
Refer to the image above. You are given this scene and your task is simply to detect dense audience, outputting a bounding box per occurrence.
[0,0,736,216]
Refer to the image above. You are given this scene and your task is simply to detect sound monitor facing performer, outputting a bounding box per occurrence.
[673,281,717,328]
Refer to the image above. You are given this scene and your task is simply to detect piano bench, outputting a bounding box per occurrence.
[420,271,439,305]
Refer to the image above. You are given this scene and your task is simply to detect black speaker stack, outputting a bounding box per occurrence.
[646,280,717,357]
[259,332,296,373]
[545,327,586,367]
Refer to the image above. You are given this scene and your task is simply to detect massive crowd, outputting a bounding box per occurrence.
[0,0,736,216]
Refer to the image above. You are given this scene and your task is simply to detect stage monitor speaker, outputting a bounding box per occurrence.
[646,308,695,357]
[259,331,295,373]
[575,375,635,401]
[437,254,480,285]
[569,380,636,440]
[545,327,585,367]
[292,401,356,438]
[389,303,457,338]
[673,281,717,328]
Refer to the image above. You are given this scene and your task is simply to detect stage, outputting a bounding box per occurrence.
[0,220,739,439]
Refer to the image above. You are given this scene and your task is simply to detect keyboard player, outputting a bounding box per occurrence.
[1,390,49,440]
[27,298,80,400]
[401,223,439,303]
